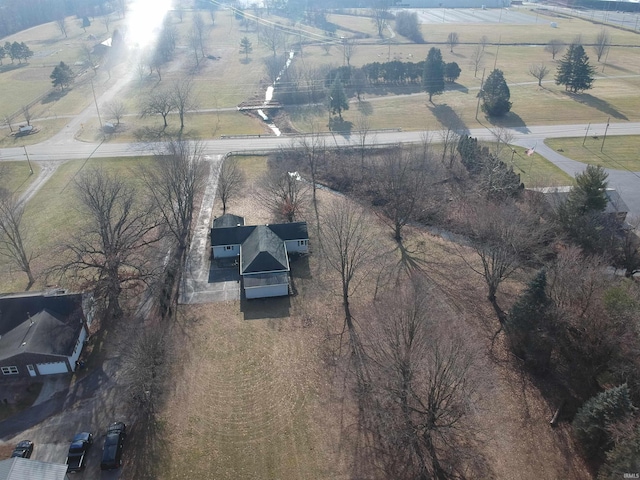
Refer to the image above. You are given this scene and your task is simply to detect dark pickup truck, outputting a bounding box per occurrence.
[66,432,93,472]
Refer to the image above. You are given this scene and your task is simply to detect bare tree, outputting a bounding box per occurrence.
[101,14,112,32]
[217,156,245,214]
[355,114,374,177]
[80,44,99,74]
[529,63,549,87]
[121,326,170,416]
[479,35,489,51]
[171,78,195,130]
[193,13,207,58]
[57,168,162,321]
[545,39,565,60]
[263,54,284,84]
[106,100,126,126]
[321,42,332,55]
[490,126,515,158]
[447,32,459,53]
[291,131,326,226]
[463,200,549,323]
[371,0,390,38]
[22,105,32,126]
[141,139,208,254]
[343,37,357,67]
[258,168,309,222]
[593,29,611,62]
[320,198,376,335]
[140,89,175,129]
[373,147,431,242]
[56,16,68,38]
[188,30,201,67]
[470,45,484,78]
[0,194,36,289]
[368,278,477,480]
[260,23,285,57]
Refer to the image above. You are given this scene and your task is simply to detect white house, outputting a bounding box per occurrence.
[211,214,309,299]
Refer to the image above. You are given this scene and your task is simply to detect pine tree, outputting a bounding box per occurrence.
[599,421,640,480]
[422,47,445,102]
[555,44,596,93]
[572,164,609,213]
[573,384,635,458]
[329,74,349,119]
[480,69,512,117]
[444,62,461,82]
[506,270,553,372]
[50,62,74,90]
[239,36,252,60]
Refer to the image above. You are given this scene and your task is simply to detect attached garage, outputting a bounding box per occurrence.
[36,361,69,375]
[244,273,290,299]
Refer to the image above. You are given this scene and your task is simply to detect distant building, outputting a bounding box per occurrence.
[396,0,510,7]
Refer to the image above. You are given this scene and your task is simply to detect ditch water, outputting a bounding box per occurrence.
[257,50,295,136]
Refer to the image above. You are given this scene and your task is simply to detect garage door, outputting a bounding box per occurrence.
[36,361,69,375]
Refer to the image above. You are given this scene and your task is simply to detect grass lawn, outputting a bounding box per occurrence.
[546,135,640,171]
[0,156,153,293]
[0,161,41,196]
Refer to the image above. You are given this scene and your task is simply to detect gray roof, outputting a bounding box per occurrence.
[241,226,289,275]
[0,458,69,480]
[243,272,290,288]
[211,221,308,247]
[0,309,79,361]
[212,214,245,229]
[0,291,84,336]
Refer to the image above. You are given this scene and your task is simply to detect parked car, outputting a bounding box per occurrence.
[100,422,126,470]
[10,440,34,458]
[66,432,93,472]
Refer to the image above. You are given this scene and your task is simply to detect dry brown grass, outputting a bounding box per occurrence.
[158,155,591,480]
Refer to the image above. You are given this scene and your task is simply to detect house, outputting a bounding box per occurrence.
[529,186,629,223]
[0,457,70,480]
[0,291,93,379]
[211,214,309,299]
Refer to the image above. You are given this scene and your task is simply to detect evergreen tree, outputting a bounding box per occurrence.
[422,47,445,102]
[572,164,609,214]
[555,44,596,93]
[573,384,635,458]
[50,62,74,90]
[15,42,33,63]
[480,69,512,117]
[506,270,553,372]
[0,44,5,65]
[239,36,252,60]
[444,61,461,82]
[328,74,349,119]
[599,422,640,480]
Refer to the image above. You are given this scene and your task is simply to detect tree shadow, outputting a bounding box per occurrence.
[356,101,373,116]
[563,91,628,120]
[240,57,252,65]
[133,126,190,142]
[446,82,469,94]
[41,89,69,104]
[364,83,423,97]
[428,103,469,134]
[328,117,353,137]
[0,63,24,74]
[600,63,636,75]
[485,110,530,133]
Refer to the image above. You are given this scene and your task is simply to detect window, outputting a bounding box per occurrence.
[1,366,18,375]
[298,240,307,246]
[225,245,233,250]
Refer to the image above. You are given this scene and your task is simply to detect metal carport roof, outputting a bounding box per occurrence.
[0,457,69,480]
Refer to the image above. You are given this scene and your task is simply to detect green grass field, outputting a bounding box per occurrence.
[546,135,640,171]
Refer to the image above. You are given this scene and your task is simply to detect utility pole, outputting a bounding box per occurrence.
[475,67,486,121]
[583,123,591,146]
[91,79,103,131]
[23,146,33,175]
[601,117,610,152]
[493,35,501,70]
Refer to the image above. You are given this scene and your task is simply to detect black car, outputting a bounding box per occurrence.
[66,432,93,472]
[100,422,126,470]
[11,440,34,458]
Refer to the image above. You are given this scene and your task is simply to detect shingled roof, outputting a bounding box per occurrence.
[212,214,245,229]
[0,292,83,336]
[241,226,289,275]
[0,310,79,362]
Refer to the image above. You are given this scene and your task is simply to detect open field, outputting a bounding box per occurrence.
[156,155,590,480]
[0,156,152,293]
[0,161,41,196]
[546,134,640,171]
[2,6,640,146]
